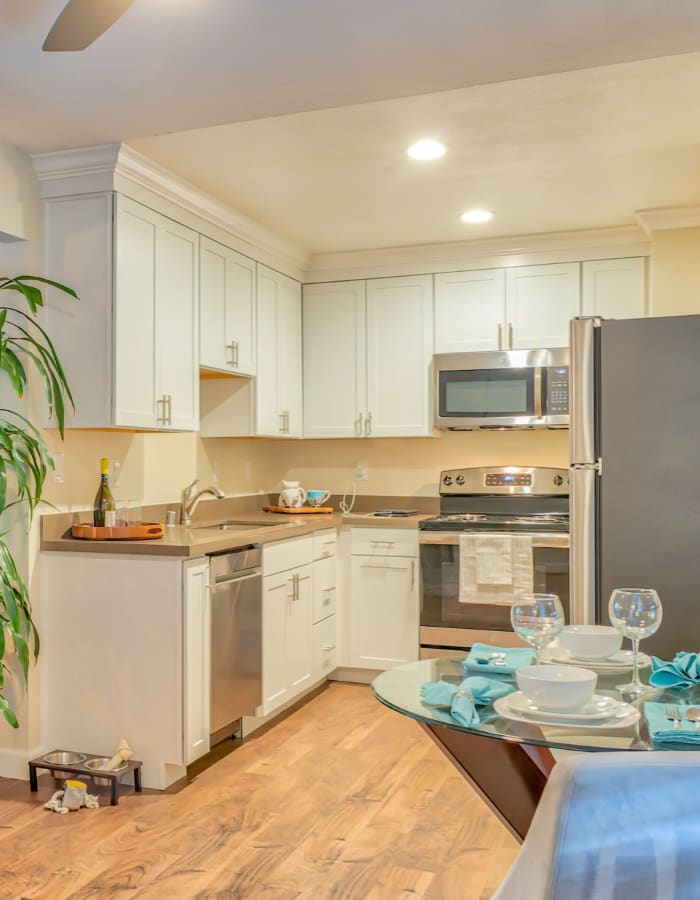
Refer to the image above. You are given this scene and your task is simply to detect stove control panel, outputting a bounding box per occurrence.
[439,466,569,496]
[484,473,532,487]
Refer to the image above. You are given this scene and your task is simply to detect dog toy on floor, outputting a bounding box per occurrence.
[45,780,99,814]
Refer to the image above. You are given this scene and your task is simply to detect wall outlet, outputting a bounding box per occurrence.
[354,460,368,481]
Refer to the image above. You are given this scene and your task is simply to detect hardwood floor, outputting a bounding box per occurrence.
[0,684,517,899]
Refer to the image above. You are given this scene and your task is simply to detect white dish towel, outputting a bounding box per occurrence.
[459,534,534,605]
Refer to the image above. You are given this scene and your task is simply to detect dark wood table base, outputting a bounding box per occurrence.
[420,722,555,841]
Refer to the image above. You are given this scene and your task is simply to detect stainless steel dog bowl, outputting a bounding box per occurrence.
[84,757,127,786]
[43,750,87,778]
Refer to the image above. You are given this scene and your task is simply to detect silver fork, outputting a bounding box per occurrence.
[665,703,682,730]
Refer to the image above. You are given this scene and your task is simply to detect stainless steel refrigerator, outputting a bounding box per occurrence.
[570,314,700,658]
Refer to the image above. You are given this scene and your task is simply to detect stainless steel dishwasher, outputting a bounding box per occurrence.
[209,545,262,744]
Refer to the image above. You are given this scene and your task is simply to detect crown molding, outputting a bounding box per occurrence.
[31,143,310,277]
[305,225,649,282]
[636,206,700,235]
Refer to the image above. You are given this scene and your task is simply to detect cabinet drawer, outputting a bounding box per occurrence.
[313,528,337,560]
[263,536,313,576]
[350,527,418,558]
[313,615,337,680]
[313,556,337,623]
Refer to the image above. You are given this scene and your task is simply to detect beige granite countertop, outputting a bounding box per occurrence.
[41,502,433,557]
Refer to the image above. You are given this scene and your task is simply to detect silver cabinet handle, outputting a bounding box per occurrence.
[360,563,404,570]
[371,540,395,545]
[157,395,167,425]
[497,323,503,350]
[411,560,415,590]
[294,572,299,601]
[321,585,336,592]
[364,412,372,436]
[226,342,236,366]
[233,340,239,369]
[321,644,336,652]
[508,322,514,349]
[279,412,286,434]
[166,394,172,426]
[285,411,290,434]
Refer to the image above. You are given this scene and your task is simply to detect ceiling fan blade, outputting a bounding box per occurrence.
[43,0,135,51]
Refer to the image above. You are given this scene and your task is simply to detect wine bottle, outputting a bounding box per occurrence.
[93,457,116,527]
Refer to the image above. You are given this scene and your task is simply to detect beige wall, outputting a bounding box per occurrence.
[650,227,700,317]
[200,430,570,498]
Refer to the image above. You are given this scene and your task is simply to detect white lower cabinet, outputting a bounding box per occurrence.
[349,529,419,670]
[41,553,211,789]
[261,537,314,715]
[313,615,337,680]
[183,559,211,765]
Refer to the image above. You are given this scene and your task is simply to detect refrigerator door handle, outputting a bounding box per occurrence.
[570,317,599,464]
[570,465,597,626]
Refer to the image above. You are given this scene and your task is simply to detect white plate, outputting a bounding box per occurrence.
[493,694,640,728]
[507,691,620,721]
[543,648,651,672]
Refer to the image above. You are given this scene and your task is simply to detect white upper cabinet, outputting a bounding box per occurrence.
[200,237,256,376]
[366,275,434,437]
[45,192,199,431]
[256,264,303,437]
[434,269,506,353]
[155,214,200,431]
[303,281,366,439]
[506,263,581,349]
[582,257,646,320]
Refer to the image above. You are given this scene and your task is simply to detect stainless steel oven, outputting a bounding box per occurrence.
[434,349,570,430]
[419,467,570,658]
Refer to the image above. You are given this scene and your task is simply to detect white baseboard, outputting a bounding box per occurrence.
[0,744,45,781]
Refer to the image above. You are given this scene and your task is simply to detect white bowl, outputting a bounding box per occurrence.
[558,625,622,660]
[516,665,597,711]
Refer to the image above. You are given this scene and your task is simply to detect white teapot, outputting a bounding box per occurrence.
[278,480,307,508]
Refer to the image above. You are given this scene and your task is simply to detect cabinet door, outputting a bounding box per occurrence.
[262,572,290,714]
[277,275,303,437]
[434,269,506,352]
[183,559,210,765]
[255,265,281,436]
[200,237,256,375]
[156,216,199,430]
[506,263,581,349]
[313,615,337,681]
[287,565,313,696]
[366,275,434,437]
[582,258,646,319]
[303,281,367,438]
[350,555,419,669]
[113,195,159,428]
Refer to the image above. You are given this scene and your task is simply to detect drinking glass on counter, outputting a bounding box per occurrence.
[609,588,663,698]
[511,593,565,663]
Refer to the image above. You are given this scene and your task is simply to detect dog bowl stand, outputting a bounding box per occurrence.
[28,750,143,806]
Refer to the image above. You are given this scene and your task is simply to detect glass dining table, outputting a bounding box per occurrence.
[372,656,700,841]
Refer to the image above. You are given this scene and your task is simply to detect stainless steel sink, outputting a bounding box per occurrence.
[194,521,284,531]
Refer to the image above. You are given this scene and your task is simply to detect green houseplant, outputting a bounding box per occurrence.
[0,275,75,727]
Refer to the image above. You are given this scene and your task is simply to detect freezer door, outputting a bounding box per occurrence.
[569,465,597,625]
[598,315,700,656]
[570,317,598,465]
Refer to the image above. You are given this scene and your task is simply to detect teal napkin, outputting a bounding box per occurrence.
[649,651,700,688]
[644,701,700,745]
[420,675,514,726]
[464,642,534,675]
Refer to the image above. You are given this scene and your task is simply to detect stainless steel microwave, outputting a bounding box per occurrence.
[434,349,570,429]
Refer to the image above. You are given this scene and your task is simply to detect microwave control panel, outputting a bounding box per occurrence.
[546,366,570,414]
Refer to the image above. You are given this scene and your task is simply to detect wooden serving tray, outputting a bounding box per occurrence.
[71,523,165,541]
[263,506,334,515]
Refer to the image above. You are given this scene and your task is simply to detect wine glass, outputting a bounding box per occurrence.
[608,588,662,698]
[511,593,565,664]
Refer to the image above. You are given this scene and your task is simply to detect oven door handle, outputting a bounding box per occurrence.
[419,531,569,547]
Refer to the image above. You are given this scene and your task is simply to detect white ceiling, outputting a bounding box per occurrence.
[3,0,700,152]
[130,53,700,253]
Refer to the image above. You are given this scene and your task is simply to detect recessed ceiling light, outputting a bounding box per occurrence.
[461,209,494,224]
[407,139,446,161]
